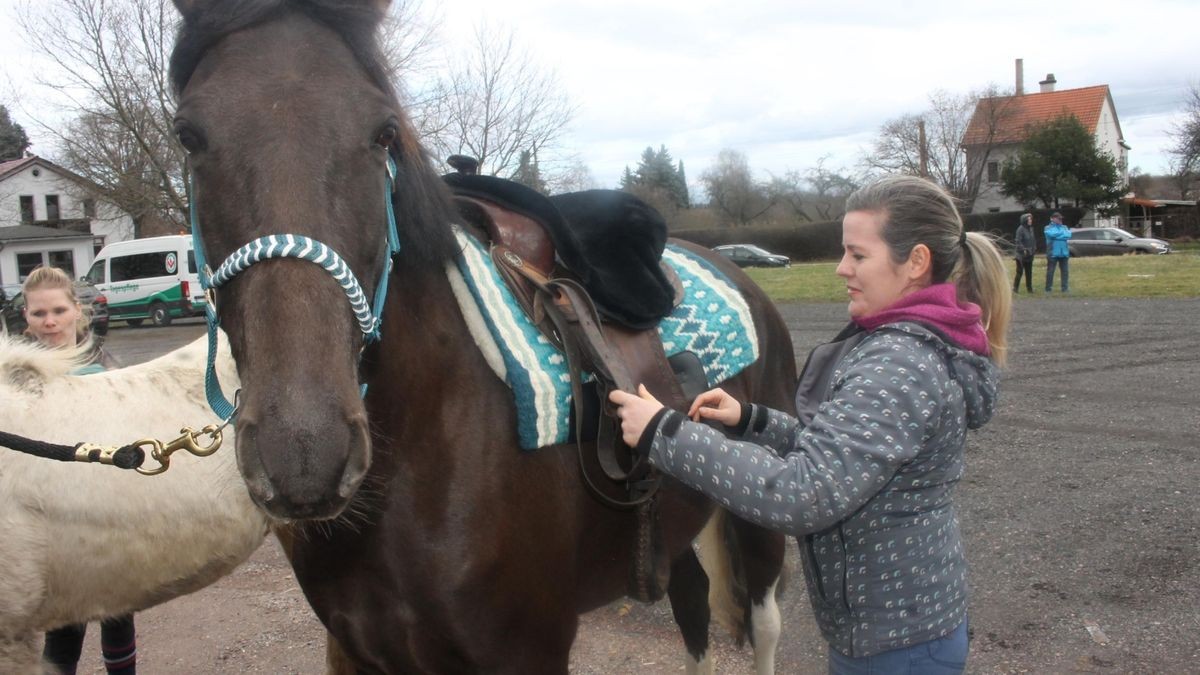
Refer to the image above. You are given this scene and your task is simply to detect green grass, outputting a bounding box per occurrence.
[744,251,1200,302]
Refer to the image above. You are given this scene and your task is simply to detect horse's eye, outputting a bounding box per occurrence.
[374,125,398,148]
[174,120,205,154]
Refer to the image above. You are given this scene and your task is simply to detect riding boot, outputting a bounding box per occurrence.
[100,614,136,675]
[42,623,86,675]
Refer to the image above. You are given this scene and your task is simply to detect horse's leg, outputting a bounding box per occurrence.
[0,631,40,675]
[668,547,714,674]
[730,516,785,675]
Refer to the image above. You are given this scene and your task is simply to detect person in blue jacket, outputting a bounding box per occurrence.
[1043,212,1072,293]
[21,266,134,674]
[611,175,1012,674]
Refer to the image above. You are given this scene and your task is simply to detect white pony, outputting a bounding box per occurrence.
[0,335,269,672]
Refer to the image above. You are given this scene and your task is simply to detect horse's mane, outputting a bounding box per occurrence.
[170,0,459,270]
[0,337,91,382]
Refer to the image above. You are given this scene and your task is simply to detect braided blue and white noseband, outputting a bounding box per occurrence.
[210,234,379,336]
[189,155,401,420]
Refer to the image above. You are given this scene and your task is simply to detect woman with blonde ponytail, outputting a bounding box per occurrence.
[610,175,1010,674]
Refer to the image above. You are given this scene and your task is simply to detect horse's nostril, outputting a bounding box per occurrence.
[338,416,372,499]
[234,419,277,503]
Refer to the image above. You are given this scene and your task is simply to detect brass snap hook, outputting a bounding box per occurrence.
[134,425,224,476]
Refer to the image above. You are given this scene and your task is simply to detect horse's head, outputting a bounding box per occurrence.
[170,0,455,520]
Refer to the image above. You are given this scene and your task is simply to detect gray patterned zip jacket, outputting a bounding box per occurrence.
[643,322,999,657]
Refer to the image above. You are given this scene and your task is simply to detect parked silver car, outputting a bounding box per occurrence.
[1068,228,1172,256]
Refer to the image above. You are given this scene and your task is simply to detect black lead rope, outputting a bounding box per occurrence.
[0,430,145,470]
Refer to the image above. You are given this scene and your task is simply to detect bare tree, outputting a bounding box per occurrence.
[864,86,1015,206]
[765,157,858,224]
[701,149,775,227]
[1166,81,1200,200]
[417,23,575,179]
[16,0,437,235]
[18,0,186,234]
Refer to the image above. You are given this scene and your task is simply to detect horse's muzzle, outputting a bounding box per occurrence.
[233,409,371,520]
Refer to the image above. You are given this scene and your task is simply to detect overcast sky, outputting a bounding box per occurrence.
[2,0,1196,191]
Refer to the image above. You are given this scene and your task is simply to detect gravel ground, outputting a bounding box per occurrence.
[74,298,1198,673]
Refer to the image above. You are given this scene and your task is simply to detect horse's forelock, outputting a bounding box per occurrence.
[170,0,392,96]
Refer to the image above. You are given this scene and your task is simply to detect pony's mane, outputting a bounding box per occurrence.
[170,0,393,97]
[0,337,93,382]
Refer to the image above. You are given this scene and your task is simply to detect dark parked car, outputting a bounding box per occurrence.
[1,281,109,340]
[1067,227,1172,257]
[713,244,791,268]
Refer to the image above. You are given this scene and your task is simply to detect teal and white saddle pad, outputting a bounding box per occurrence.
[447,228,759,449]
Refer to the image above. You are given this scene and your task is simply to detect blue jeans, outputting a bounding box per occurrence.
[828,619,969,675]
[1045,256,1069,292]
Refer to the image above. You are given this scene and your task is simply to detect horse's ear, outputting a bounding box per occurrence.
[3,364,45,397]
[171,0,206,19]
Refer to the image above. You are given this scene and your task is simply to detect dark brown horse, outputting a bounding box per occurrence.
[169,1,797,671]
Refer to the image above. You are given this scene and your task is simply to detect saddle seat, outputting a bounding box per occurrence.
[443,174,679,330]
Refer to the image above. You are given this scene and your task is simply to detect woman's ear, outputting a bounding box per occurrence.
[907,243,933,282]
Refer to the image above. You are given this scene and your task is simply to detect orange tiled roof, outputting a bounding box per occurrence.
[962,85,1112,146]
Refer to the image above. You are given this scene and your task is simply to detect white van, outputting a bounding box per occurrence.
[85,235,207,326]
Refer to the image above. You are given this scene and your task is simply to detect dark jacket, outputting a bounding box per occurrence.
[643,322,999,657]
[1014,222,1035,260]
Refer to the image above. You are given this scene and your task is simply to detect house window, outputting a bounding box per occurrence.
[19,195,34,223]
[83,198,97,219]
[93,236,106,256]
[16,252,43,281]
[47,250,76,279]
[45,194,60,221]
[987,161,1000,183]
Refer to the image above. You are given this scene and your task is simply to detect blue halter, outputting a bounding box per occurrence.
[188,155,402,420]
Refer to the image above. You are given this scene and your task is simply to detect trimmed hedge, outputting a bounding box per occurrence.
[671,221,843,262]
[964,207,1086,254]
[672,207,1090,260]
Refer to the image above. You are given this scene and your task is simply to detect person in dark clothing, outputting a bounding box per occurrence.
[1013,213,1035,293]
[611,175,1011,674]
[22,266,135,675]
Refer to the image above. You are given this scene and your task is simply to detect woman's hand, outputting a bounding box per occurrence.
[608,384,665,447]
[687,387,741,426]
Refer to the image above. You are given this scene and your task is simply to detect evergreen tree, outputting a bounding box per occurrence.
[510,148,547,194]
[619,166,637,191]
[1000,115,1125,211]
[622,145,689,208]
[0,105,31,160]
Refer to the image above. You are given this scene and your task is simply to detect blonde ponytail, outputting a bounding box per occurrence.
[956,232,1011,366]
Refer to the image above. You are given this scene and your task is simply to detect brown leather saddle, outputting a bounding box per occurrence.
[445,173,707,601]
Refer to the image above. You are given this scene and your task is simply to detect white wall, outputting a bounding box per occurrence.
[0,161,135,246]
[0,236,97,296]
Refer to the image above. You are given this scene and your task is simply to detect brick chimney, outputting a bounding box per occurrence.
[1015,59,1024,96]
[1039,73,1057,93]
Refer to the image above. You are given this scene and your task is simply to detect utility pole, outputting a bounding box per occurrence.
[918,119,929,178]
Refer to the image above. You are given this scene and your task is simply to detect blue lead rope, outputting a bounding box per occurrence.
[188,155,401,420]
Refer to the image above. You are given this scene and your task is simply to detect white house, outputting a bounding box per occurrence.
[0,155,134,294]
[964,66,1130,225]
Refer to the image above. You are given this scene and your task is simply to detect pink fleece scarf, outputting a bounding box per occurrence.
[853,283,990,355]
